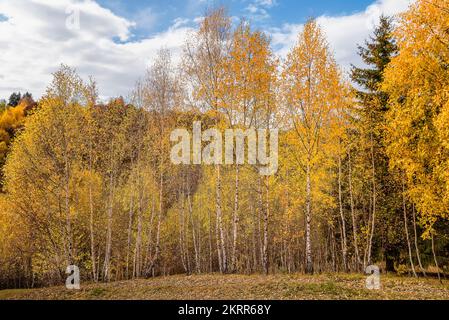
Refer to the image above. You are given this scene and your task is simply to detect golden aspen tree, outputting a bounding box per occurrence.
[383,0,449,236]
[142,48,180,276]
[98,98,125,281]
[79,78,101,282]
[218,20,278,272]
[381,0,449,277]
[282,19,347,274]
[5,65,88,280]
[183,7,232,273]
[328,83,353,272]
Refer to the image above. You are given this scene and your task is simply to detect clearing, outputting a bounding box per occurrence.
[1,273,449,300]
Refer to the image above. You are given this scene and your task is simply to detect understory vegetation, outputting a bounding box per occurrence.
[1,0,449,291]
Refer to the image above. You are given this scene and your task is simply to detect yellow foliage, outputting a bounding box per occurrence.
[383,0,449,234]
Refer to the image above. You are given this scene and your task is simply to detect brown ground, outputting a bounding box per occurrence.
[1,273,449,300]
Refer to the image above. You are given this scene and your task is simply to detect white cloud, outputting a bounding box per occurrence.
[270,0,414,74]
[0,0,192,100]
[0,0,414,100]
[132,7,158,33]
[245,0,278,21]
[255,0,277,8]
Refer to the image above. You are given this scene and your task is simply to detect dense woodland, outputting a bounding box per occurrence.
[1,0,449,289]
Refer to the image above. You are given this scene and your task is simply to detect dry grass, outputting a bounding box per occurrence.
[1,273,449,300]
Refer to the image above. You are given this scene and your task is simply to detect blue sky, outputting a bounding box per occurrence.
[95,0,374,40]
[0,0,412,99]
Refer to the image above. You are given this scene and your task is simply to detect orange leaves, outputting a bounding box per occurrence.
[383,0,449,233]
[281,19,349,170]
[221,21,277,122]
[183,7,232,113]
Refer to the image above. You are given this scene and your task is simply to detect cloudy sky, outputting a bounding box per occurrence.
[0,0,413,100]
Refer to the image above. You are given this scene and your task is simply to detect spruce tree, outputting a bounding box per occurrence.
[351,15,401,272]
[7,92,21,107]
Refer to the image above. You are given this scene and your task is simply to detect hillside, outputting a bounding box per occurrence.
[1,274,449,300]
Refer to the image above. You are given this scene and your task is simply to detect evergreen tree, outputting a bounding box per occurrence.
[351,16,402,272]
[7,92,21,107]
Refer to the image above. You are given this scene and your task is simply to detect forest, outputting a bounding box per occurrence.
[1,0,449,290]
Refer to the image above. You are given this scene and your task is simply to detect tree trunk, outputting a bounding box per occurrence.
[431,234,441,283]
[348,150,361,271]
[187,188,200,273]
[331,227,336,272]
[231,164,240,272]
[251,202,257,272]
[366,132,376,267]
[126,193,134,279]
[305,163,313,274]
[216,164,227,273]
[133,189,143,278]
[103,144,114,281]
[63,144,73,266]
[88,142,97,282]
[215,203,222,273]
[179,191,188,273]
[151,171,164,276]
[145,171,163,277]
[402,177,417,277]
[412,204,426,276]
[208,209,213,273]
[262,176,269,275]
[338,155,348,272]
[144,194,155,272]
